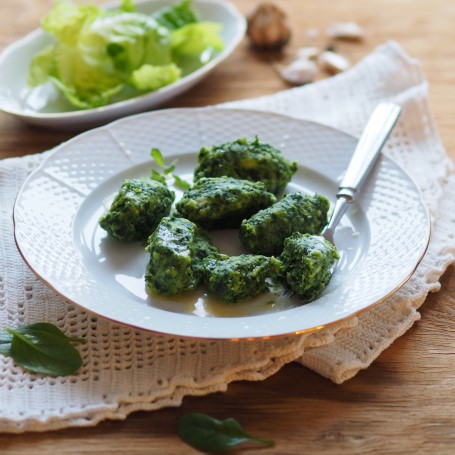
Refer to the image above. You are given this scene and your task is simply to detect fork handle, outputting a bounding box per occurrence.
[336,103,401,202]
[324,103,401,237]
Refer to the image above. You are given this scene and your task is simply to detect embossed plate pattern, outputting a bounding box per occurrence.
[13,109,431,339]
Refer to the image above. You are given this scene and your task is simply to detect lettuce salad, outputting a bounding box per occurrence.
[27,0,224,109]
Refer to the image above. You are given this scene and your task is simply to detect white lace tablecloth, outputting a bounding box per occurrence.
[1,41,454,433]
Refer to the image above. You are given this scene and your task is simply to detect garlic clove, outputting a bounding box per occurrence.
[275,58,318,85]
[318,51,351,74]
[247,3,291,50]
[326,22,364,41]
[296,46,320,60]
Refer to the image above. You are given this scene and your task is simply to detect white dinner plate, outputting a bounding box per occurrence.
[13,108,431,339]
[0,0,245,130]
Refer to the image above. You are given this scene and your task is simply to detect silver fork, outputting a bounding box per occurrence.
[322,102,401,245]
[283,103,402,296]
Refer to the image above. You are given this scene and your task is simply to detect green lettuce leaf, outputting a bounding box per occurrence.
[50,76,123,109]
[171,22,224,57]
[28,0,223,109]
[79,13,172,75]
[119,0,136,13]
[153,0,198,30]
[28,45,55,87]
[129,63,181,91]
[41,0,100,45]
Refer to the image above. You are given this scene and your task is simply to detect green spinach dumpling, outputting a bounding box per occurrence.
[176,176,276,230]
[194,137,298,194]
[145,216,219,296]
[240,193,330,255]
[280,233,339,302]
[99,178,175,242]
[203,254,281,304]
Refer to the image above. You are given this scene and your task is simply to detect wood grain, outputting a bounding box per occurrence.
[1,0,455,453]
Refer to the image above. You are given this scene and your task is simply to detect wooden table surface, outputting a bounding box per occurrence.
[1,0,455,453]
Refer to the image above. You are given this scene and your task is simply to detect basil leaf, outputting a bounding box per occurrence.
[172,174,191,190]
[15,322,85,344]
[150,148,165,167]
[0,332,13,355]
[0,323,85,376]
[177,413,275,452]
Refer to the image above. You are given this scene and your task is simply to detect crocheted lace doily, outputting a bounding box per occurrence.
[1,42,454,432]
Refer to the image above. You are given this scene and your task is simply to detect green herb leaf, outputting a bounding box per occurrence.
[151,169,166,184]
[0,323,85,376]
[15,323,85,344]
[0,332,13,355]
[150,148,188,189]
[163,161,177,175]
[172,174,191,190]
[151,148,165,167]
[177,413,275,453]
